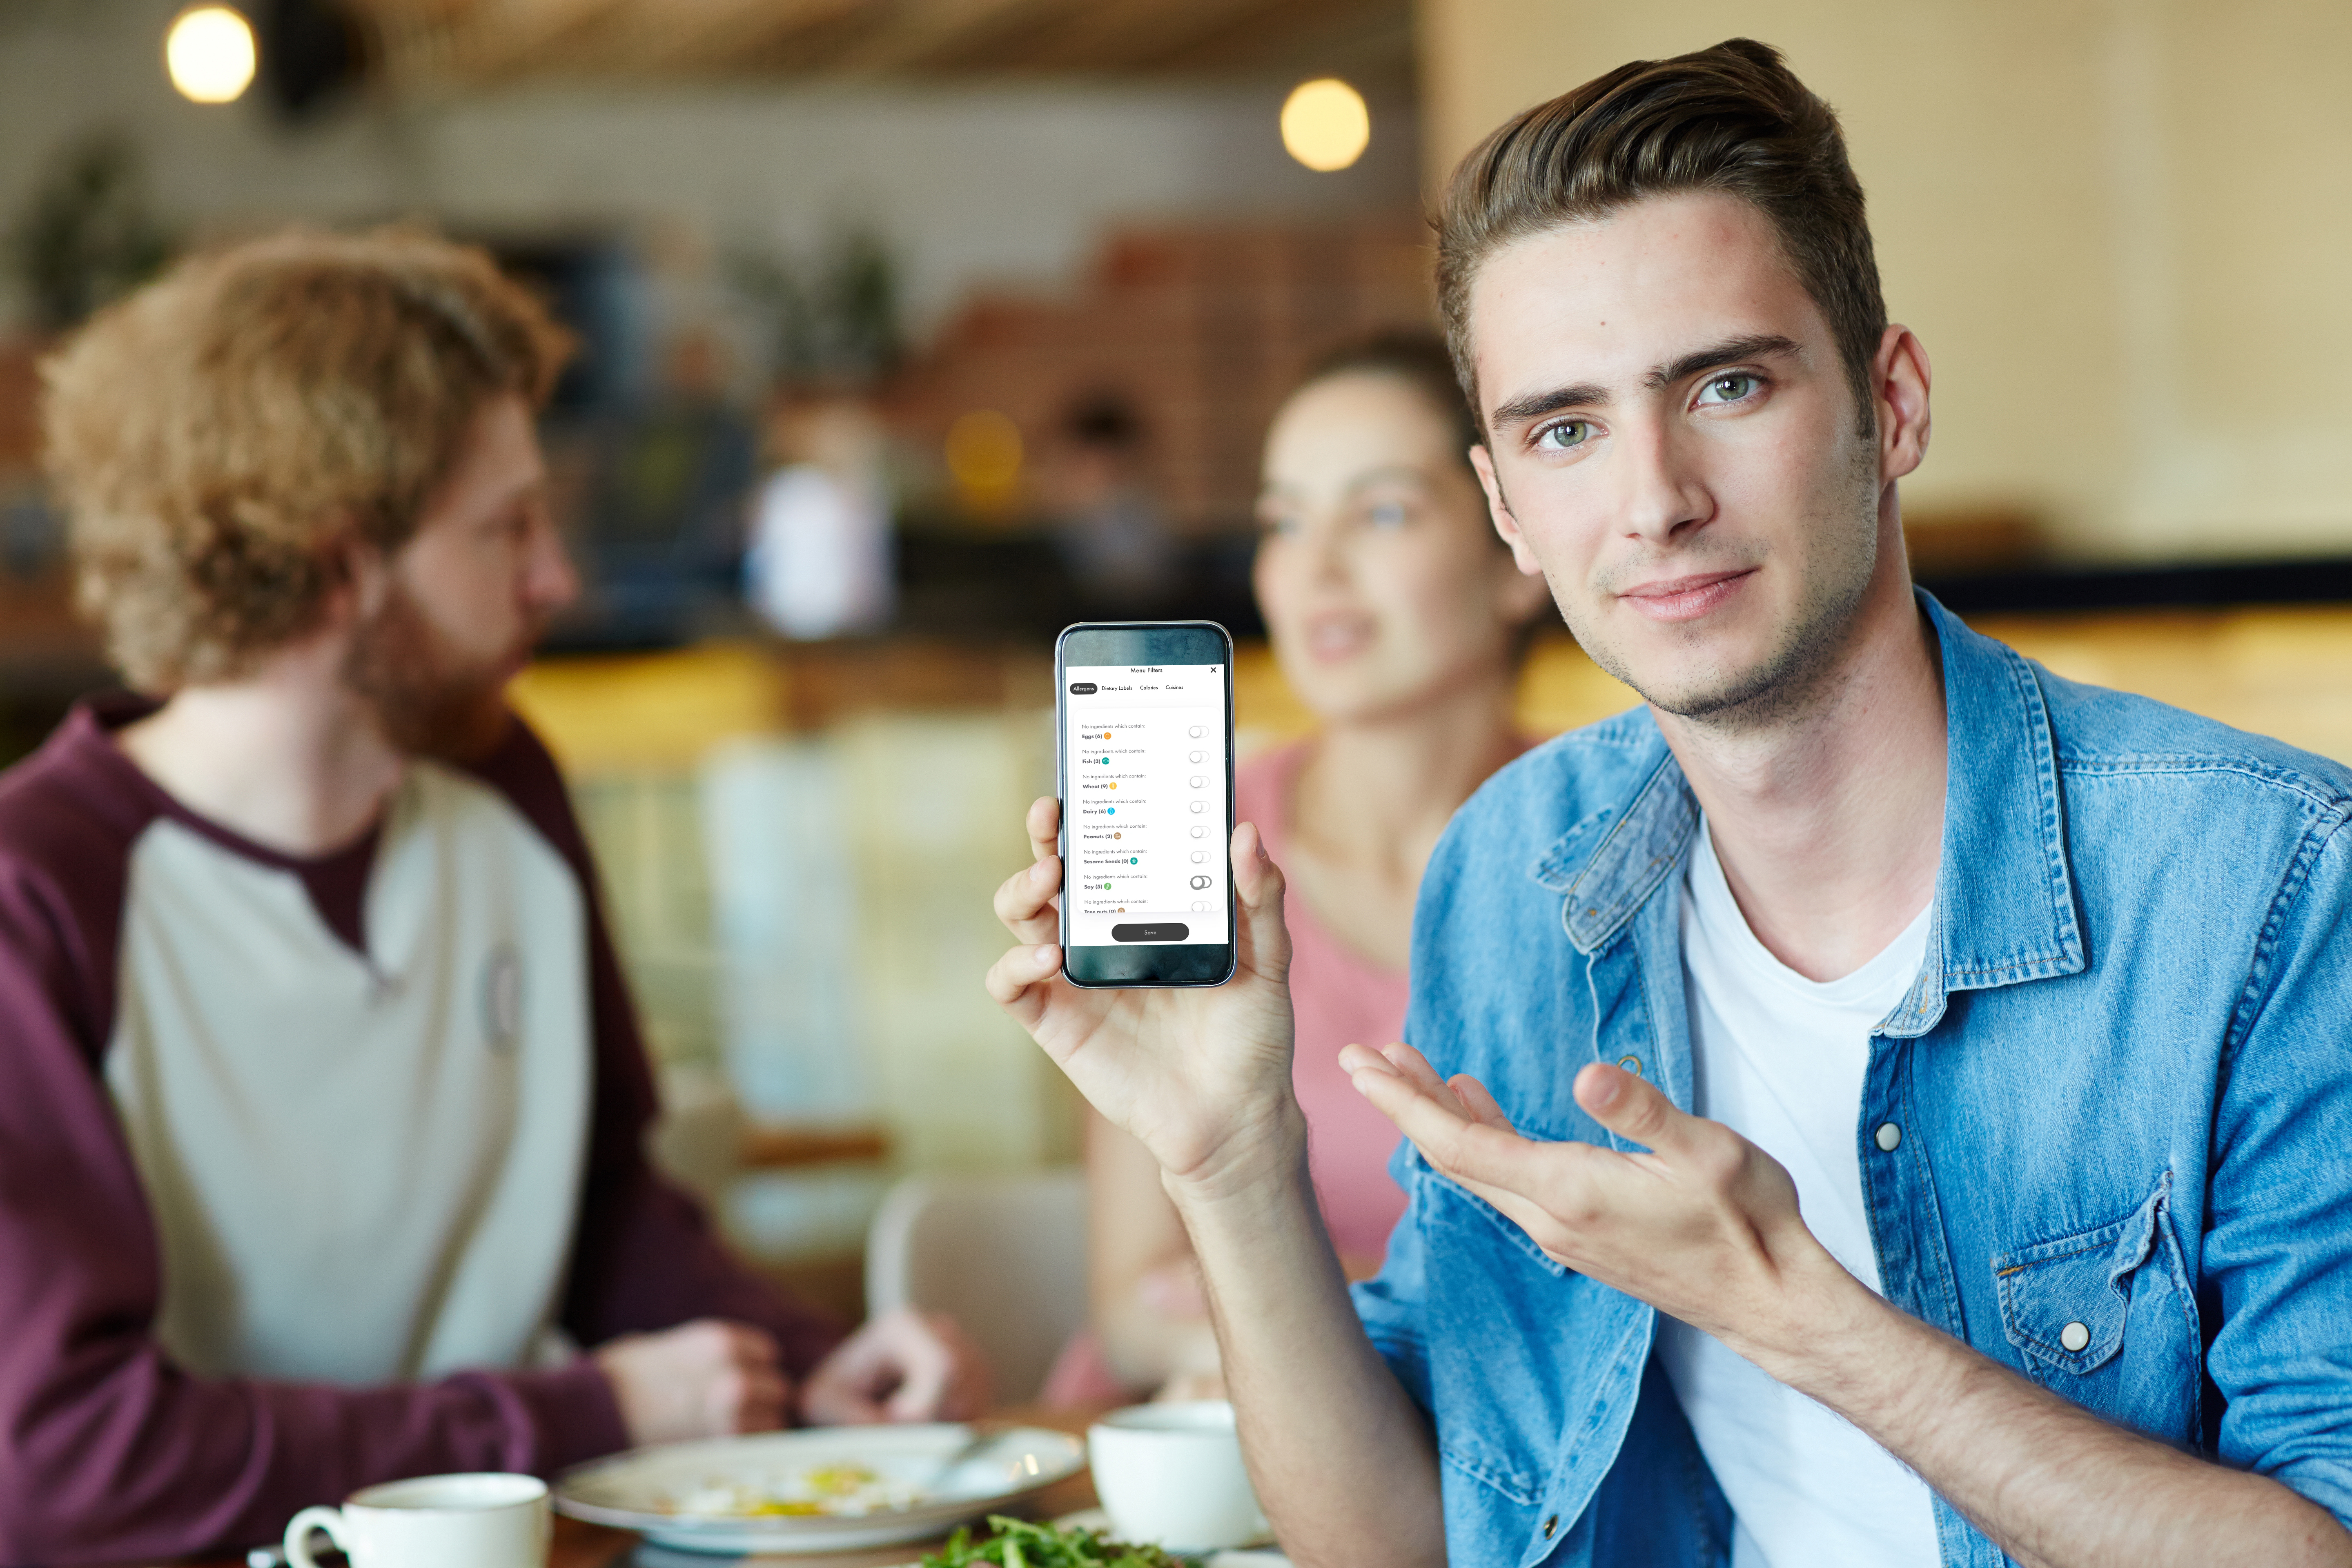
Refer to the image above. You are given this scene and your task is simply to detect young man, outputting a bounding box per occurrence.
[989,40,2352,1568]
[0,230,985,1565]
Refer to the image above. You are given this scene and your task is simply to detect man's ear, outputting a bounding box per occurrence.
[327,532,392,627]
[1470,444,1546,579]
[1874,324,1932,485]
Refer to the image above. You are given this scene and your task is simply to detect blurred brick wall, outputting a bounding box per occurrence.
[887,217,1435,533]
[0,340,43,477]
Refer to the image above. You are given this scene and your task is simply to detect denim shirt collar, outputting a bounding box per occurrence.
[1535,590,2085,1034]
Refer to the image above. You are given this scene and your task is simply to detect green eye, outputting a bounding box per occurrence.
[1699,373,1760,404]
[1536,420,1592,451]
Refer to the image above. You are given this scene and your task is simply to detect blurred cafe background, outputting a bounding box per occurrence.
[1,0,2347,1381]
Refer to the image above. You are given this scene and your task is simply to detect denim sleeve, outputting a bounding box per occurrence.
[1350,1139,1434,1419]
[2206,819,2352,1528]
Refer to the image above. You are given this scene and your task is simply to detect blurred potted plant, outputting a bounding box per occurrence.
[9,131,174,333]
[728,223,905,392]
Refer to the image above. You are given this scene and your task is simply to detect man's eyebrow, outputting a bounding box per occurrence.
[1647,333,1802,389]
[1485,334,1805,432]
[1488,381,1612,429]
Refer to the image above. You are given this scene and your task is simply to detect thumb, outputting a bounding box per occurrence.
[1231,821,1292,980]
[1572,1060,1695,1154]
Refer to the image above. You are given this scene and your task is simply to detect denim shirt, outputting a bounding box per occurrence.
[1352,593,2352,1567]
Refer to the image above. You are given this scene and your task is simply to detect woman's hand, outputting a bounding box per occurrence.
[985,796,1300,1193]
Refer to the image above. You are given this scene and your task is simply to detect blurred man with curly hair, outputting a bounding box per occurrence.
[0,228,985,1564]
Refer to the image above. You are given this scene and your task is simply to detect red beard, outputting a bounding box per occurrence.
[341,583,542,763]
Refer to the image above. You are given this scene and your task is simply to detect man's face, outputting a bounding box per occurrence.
[1467,192,1903,723]
[344,394,579,760]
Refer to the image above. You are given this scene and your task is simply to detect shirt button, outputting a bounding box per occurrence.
[1541,1513,1559,1539]
[1616,1055,1643,1078]
[2060,1320,2091,1353]
[1874,1122,1902,1152]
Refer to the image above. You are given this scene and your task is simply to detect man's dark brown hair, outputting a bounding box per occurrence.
[1436,38,1885,436]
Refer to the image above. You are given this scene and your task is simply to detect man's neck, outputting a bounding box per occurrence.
[116,635,405,859]
[1655,570,1947,983]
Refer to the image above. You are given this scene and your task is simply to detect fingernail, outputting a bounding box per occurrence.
[1588,1067,1622,1107]
[1036,944,1057,962]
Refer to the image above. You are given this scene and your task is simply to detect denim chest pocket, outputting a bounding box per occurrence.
[1416,1173,1577,1508]
[1992,1175,2201,1445]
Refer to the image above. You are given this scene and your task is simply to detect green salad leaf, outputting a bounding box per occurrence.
[921,1515,1186,1568]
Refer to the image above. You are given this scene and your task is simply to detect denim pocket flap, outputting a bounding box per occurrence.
[1993,1182,2166,1376]
[1421,1158,1570,1280]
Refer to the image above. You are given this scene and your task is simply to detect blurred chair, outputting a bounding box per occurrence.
[865,1169,1088,1404]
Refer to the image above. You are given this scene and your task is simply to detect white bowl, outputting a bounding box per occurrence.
[1087,1401,1269,1552]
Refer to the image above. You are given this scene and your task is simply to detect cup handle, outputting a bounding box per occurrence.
[283,1506,347,1568]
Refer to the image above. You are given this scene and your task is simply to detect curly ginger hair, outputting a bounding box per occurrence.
[41,226,570,690]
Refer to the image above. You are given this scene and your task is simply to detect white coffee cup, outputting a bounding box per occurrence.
[283,1472,550,1568]
[1088,1400,1269,1552]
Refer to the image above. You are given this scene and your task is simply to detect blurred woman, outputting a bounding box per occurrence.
[1045,332,1555,1403]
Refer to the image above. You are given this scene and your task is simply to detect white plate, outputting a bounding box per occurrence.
[553,1423,1087,1555]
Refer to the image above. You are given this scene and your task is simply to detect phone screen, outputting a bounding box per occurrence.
[1056,622,1236,987]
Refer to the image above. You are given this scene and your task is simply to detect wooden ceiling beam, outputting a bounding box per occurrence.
[353,0,1410,82]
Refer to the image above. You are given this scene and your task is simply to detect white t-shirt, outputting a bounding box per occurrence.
[1657,819,1942,1568]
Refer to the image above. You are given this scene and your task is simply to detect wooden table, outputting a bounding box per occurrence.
[189,1409,1100,1568]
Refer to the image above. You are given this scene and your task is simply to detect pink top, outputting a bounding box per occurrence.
[1238,742,1414,1263]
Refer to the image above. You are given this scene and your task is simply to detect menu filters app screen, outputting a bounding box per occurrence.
[1063,664,1229,947]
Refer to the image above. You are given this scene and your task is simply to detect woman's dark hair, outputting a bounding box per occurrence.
[1296,329,1483,475]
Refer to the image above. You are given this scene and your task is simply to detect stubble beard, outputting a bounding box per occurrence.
[1570,446,1883,734]
[342,582,537,763]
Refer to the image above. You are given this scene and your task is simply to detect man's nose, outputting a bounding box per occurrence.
[1613,416,1711,546]
[526,513,582,612]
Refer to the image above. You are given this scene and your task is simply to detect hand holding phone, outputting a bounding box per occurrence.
[986,620,1303,1185]
[984,795,1301,1189]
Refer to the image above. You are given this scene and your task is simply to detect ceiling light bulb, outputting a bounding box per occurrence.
[166,5,258,105]
[1281,78,1370,172]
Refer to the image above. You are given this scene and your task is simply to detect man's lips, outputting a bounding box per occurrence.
[1617,569,1755,623]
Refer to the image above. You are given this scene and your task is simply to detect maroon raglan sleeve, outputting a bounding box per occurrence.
[468,718,847,1376]
[0,725,628,1566]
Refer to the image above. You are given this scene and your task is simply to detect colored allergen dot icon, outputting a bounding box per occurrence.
[1107,782,1117,790]
[1107,807,1115,815]
[1129,856,1138,864]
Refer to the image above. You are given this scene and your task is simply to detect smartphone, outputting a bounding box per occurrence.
[1054,621,1238,988]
